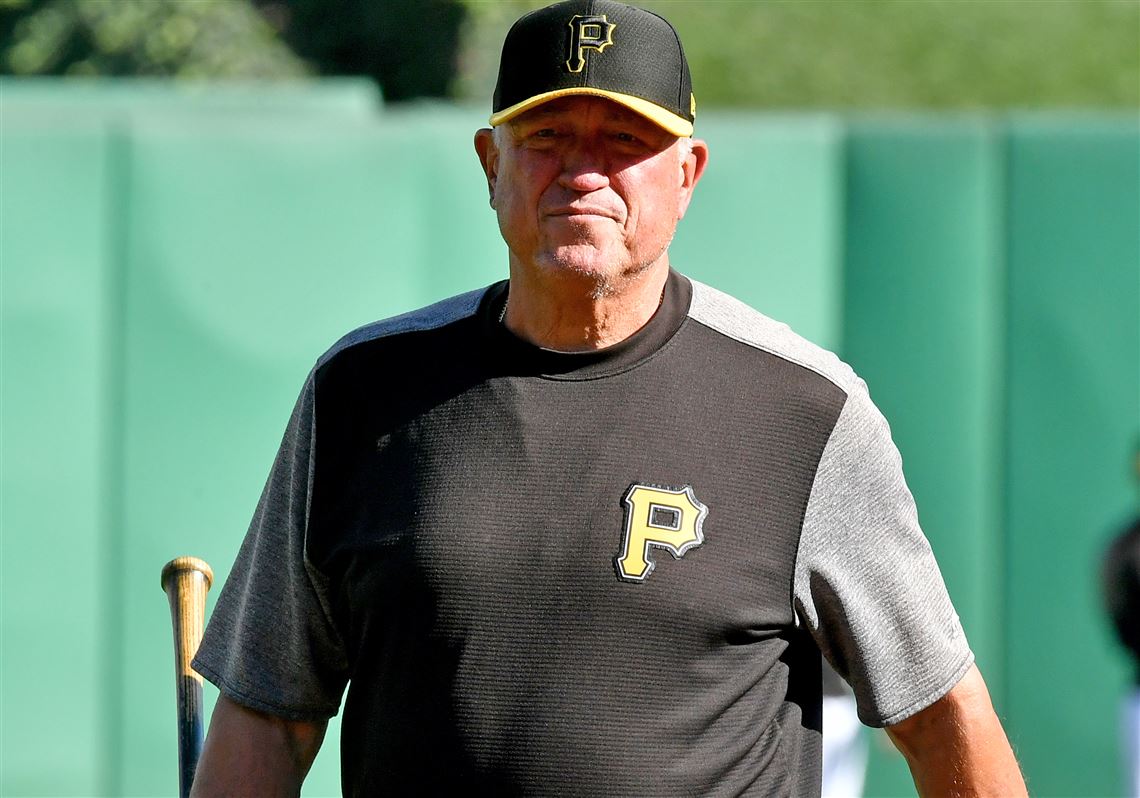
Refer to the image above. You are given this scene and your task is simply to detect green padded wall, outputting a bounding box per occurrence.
[673,113,844,351]
[0,76,381,118]
[0,118,120,795]
[844,119,1008,797]
[1004,116,1139,797]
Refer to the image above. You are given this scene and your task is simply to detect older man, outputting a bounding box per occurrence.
[191,2,1025,795]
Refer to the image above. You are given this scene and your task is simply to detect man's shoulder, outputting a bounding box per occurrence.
[686,278,860,397]
[316,284,494,369]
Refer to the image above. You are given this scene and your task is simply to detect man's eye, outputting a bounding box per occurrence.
[534,128,558,138]
[615,131,641,144]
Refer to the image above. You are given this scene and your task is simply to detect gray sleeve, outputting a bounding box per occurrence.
[192,372,349,721]
[793,379,973,728]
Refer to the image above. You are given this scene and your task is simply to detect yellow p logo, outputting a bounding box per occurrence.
[615,484,708,582]
[566,14,616,73]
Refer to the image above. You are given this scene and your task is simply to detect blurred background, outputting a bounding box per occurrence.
[2,0,1137,795]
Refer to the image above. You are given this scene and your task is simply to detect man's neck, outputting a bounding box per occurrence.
[502,261,670,352]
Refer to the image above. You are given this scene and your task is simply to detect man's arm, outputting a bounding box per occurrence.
[190,694,327,797]
[885,664,1026,797]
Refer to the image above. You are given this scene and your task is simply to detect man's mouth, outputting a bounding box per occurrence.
[546,207,618,221]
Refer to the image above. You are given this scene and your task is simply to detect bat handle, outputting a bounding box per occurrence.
[161,556,214,798]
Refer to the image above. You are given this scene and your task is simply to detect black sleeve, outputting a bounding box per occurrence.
[193,372,349,720]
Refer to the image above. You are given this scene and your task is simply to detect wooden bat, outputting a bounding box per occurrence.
[161,556,214,798]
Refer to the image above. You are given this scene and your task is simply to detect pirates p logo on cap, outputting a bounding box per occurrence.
[566,14,616,73]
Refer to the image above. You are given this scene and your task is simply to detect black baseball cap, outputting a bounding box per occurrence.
[490,0,696,137]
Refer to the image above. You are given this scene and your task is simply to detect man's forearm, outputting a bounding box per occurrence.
[886,664,1026,797]
[190,694,327,797]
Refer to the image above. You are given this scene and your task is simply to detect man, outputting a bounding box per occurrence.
[191,2,1026,795]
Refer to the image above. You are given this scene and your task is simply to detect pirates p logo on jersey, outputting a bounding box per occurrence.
[566,14,615,73]
[615,483,708,582]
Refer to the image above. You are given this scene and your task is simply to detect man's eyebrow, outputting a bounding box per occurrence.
[603,107,643,123]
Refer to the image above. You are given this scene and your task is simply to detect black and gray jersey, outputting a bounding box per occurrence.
[195,270,972,797]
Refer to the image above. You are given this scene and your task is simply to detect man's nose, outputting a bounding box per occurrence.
[558,140,610,192]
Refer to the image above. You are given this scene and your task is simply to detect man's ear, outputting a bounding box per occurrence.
[676,138,708,221]
[474,128,499,209]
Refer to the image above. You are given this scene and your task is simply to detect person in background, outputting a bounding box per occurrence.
[1103,442,1140,797]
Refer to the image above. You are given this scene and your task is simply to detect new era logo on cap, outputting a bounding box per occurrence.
[490,0,696,137]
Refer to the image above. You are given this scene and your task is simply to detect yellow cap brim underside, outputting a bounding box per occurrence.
[489,87,694,138]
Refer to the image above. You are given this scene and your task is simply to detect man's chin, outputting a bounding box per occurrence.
[538,247,620,286]
[532,245,660,298]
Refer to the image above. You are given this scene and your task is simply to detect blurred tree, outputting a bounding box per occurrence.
[457,0,1140,110]
[0,0,468,101]
[3,0,1135,109]
[0,0,309,78]
[252,0,466,101]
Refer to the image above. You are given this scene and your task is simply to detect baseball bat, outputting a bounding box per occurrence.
[161,556,214,798]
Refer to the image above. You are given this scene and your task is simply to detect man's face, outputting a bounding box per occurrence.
[475,96,707,293]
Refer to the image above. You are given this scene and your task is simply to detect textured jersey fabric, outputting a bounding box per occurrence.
[194,271,972,796]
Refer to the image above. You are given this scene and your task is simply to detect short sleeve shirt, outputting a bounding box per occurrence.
[194,272,972,796]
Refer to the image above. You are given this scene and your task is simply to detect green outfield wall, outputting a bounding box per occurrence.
[2,81,1137,797]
